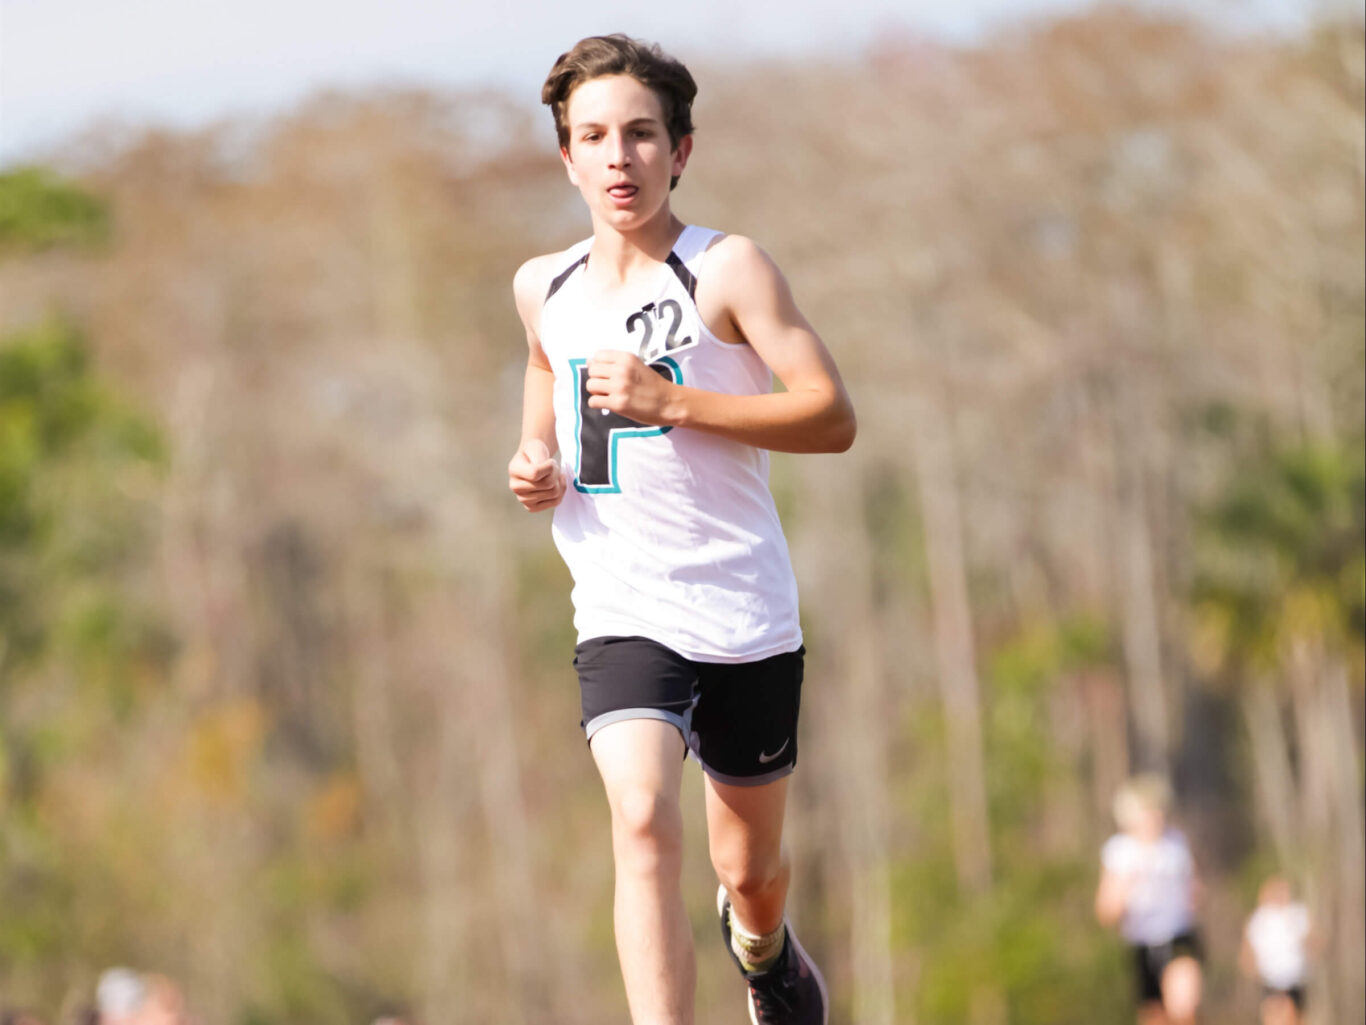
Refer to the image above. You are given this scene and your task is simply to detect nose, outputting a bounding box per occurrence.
[607,130,631,168]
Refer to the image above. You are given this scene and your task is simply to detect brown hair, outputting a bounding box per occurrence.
[542,34,697,159]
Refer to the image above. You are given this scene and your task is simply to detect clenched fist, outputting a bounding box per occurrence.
[508,438,566,512]
[585,350,677,426]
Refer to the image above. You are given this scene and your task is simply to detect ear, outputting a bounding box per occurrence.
[671,134,694,180]
[560,145,580,187]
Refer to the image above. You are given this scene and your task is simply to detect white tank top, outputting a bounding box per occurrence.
[1245,902,1310,989]
[540,225,802,662]
[1101,829,1197,945]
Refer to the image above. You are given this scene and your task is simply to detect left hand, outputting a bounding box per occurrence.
[585,350,675,425]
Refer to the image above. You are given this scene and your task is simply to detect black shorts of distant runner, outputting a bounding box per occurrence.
[1131,931,1204,1004]
[1263,985,1305,1011]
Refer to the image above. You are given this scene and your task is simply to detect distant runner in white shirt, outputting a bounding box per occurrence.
[1241,875,1314,1025]
[1096,775,1205,1025]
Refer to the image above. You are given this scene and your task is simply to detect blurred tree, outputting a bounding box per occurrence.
[0,317,166,1002]
[0,318,164,699]
[1196,439,1364,669]
[1193,434,1366,1020]
[0,168,109,251]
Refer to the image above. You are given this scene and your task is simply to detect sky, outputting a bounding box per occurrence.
[0,0,1326,166]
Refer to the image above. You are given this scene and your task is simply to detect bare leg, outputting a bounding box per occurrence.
[1161,956,1203,1025]
[705,775,791,936]
[591,719,694,1025]
[1260,993,1298,1025]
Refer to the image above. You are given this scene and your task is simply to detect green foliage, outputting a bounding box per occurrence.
[891,618,1131,1024]
[986,616,1111,826]
[1194,437,1366,674]
[514,544,578,675]
[862,468,928,603]
[0,318,165,684]
[0,167,110,251]
[250,893,353,1025]
[893,801,1130,1024]
[0,319,167,999]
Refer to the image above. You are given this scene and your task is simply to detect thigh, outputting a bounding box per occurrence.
[1285,986,1306,1013]
[591,718,688,821]
[704,773,791,863]
[591,716,688,782]
[575,635,699,744]
[690,646,804,786]
[1160,954,1202,1018]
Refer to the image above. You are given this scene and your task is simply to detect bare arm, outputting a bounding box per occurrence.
[584,235,856,453]
[1095,866,1134,929]
[508,257,566,513]
[1239,929,1258,979]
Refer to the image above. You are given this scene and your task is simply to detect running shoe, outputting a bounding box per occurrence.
[717,885,829,1025]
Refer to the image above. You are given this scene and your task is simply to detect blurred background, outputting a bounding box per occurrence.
[0,1,1361,1023]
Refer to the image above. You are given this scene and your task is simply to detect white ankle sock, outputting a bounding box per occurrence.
[729,909,786,972]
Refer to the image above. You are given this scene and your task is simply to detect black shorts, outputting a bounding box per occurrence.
[1131,931,1203,1004]
[1263,985,1305,1011]
[574,635,804,786]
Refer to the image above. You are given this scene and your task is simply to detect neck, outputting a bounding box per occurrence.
[588,208,686,284]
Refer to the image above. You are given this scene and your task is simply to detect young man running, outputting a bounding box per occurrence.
[506,34,855,1025]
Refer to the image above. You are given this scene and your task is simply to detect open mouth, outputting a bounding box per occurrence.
[607,183,638,200]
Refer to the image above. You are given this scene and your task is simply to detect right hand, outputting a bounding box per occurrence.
[508,439,566,512]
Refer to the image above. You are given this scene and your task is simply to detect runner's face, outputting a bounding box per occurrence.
[561,74,690,228]
[1131,804,1165,842]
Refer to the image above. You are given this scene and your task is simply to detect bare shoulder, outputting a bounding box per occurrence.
[698,233,796,326]
[512,251,563,311]
[702,233,795,308]
[702,233,782,282]
[512,249,578,341]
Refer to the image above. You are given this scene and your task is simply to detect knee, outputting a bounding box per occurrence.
[1162,958,1202,1022]
[610,788,683,866]
[1261,995,1294,1025]
[711,845,787,902]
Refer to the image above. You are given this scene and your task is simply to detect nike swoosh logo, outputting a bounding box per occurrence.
[757,738,791,764]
